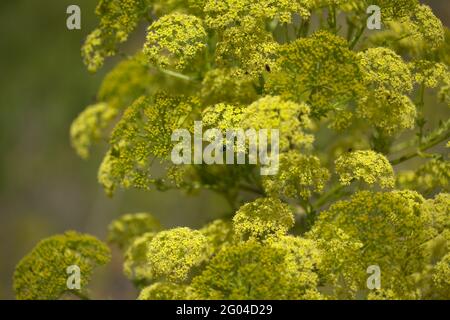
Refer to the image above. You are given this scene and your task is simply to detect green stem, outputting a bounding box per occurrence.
[297,18,311,38]
[328,5,337,33]
[346,19,355,42]
[390,130,450,165]
[416,82,426,143]
[349,25,365,49]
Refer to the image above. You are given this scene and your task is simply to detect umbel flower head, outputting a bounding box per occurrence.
[202,103,245,132]
[204,0,311,28]
[308,190,433,298]
[433,253,450,294]
[368,4,445,56]
[107,212,161,250]
[82,0,150,72]
[13,232,110,300]
[409,60,449,89]
[123,232,156,286]
[358,47,413,94]
[98,93,199,195]
[144,13,207,70]
[370,0,418,20]
[356,48,417,135]
[233,197,295,240]
[146,227,209,282]
[421,193,450,234]
[265,30,364,118]
[240,96,314,151]
[397,159,450,194]
[214,16,278,75]
[263,151,330,200]
[407,4,445,50]
[335,150,395,188]
[357,89,416,135]
[70,103,118,159]
[190,240,322,300]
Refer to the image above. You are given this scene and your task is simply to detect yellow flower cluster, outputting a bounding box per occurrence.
[371,0,418,20]
[357,89,416,135]
[368,5,445,57]
[82,0,150,72]
[397,159,450,194]
[410,60,450,88]
[266,31,364,118]
[98,94,198,195]
[433,253,450,293]
[308,190,434,299]
[202,96,314,156]
[263,151,330,200]
[144,13,207,70]
[335,150,395,188]
[14,232,110,300]
[202,103,245,131]
[408,5,445,50]
[358,48,413,94]
[107,212,161,250]
[199,219,234,256]
[146,227,209,282]
[124,232,156,285]
[232,198,295,240]
[215,16,278,75]
[190,240,322,299]
[241,96,314,151]
[204,0,312,28]
[70,103,118,159]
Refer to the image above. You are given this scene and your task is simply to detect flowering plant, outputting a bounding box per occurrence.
[14,0,449,300]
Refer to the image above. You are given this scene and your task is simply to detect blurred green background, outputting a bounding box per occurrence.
[0,0,448,299]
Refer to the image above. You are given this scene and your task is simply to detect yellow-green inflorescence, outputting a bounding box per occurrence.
[107,212,162,250]
[14,232,110,300]
[144,13,207,70]
[146,227,209,282]
[190,240,323,300]
[240,96,314,151]
[82,0,150,72]
[232,197,295,240]
[335,150,395,188]
[263,151,330,200]
[70,103,118,159]
[307,190,436,299]
[266,30,364,118]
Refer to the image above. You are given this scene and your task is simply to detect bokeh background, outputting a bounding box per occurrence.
[0,0,448,299]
